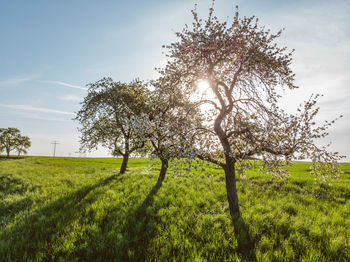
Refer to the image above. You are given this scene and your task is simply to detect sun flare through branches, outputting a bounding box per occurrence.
[197,80,210,90]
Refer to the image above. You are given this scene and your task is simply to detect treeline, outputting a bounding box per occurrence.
[0,128,31,158]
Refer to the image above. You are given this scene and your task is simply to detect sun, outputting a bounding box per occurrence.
[195,80,216,102]
[197,80,210,90]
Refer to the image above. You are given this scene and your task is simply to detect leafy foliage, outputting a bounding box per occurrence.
[0,128,31,157]
[14,135,31,156]
[75,78,149,173]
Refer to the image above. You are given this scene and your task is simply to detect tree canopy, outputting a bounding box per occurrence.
[0,127,31,158]
[15,135,31,156]
[131,79,201,183]
[75,78,149,174]
[158,4,343,214]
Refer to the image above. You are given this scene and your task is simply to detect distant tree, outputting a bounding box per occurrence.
[15,136,31,156]
[75,78,149,174]
[159,4,344,215]
[0,128,7,156]
[0,127,31,158]
[132,80,200,184]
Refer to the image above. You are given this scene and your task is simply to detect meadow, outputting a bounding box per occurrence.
[0,156,349,261]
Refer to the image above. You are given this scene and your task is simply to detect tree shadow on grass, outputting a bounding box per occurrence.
[0,197,34,224]
[0,156,25,161]
[232,215,257,262]
[0,173,29,196]
[0,173,121,262]
[0,173,38,226]
[117,182,162,261]
[65,179,163,262]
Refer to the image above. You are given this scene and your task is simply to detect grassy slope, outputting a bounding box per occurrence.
[0,157,349,261]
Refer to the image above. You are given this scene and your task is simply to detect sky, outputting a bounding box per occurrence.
[0,0,349,160]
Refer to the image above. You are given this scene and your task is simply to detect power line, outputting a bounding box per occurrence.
[51,141,60,157]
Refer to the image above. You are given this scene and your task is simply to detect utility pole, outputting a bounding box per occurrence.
[51,141,59,157]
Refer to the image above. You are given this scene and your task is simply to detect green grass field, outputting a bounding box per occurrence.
[0,156,349,261]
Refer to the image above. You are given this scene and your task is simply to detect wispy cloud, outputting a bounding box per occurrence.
[0,74,39,85]
[0,104,75,115]
[60,94,83,102]
[41,80,87,91]
[12,111,72,122]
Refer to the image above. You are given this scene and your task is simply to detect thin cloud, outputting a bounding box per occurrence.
[60,94,83,102]
[0,74,39,85]
[13,112,72,122]
[41,80,88,91]
[0,104,75,116]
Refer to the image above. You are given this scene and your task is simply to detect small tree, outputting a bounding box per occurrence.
[132,80,200,184]
[0,127,26,158]
[160,4,344,215]
[75,77,149,174]
[15,136,31,156]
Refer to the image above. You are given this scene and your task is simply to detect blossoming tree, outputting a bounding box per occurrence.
[132,79,200,184]
[159,5,344,215]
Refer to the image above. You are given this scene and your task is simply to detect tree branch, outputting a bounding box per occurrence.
[197,154,225,167]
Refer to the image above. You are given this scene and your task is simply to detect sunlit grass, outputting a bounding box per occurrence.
[0,157,349,261]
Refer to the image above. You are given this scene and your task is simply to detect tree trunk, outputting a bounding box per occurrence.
[120,153,129,174]
[224,159,240,215]
[6,148,10,158]
[213,108,240,215]
[157,158,168,184]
